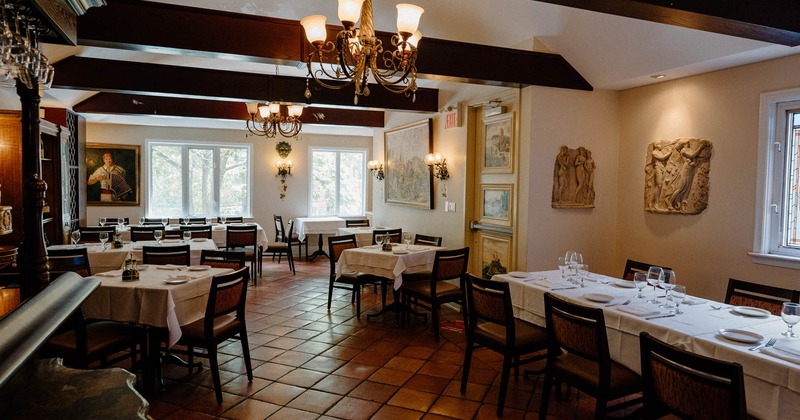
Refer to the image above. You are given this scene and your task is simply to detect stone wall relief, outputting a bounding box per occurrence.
[552,145,595,208]
[644,138,712,214]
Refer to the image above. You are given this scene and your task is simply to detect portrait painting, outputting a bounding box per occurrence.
[384,119,433,209]
[478,233,512,279]
[481,184,513,226]
[481,112,514,174]
[86,143,140,206]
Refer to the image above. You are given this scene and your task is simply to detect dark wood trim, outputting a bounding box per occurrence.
[535,0,800,47]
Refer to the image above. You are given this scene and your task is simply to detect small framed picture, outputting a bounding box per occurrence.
[481,112,514,174]
[86,144,140,206]
[480,184,513,227]
[478,232,512,279]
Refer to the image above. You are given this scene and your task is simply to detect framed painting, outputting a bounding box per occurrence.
[478,232,512,279]
[86,143,140,206]
[480,184,513,226]
[384,119,433,209]
[481,112,514,174]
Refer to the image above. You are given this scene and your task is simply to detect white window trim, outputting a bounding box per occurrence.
[751,87,800,269]
[308,146,368,217]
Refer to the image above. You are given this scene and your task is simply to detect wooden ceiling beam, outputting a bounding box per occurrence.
[535,0,800,46]
[52,57,438,113]
[72,93,385,128]
[76,0,592,91]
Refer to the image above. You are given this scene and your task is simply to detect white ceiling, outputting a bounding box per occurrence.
[37,0,800,133]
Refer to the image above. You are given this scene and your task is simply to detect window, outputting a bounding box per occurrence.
[754,88,800,268]
[309,148,366,217]
[147,141,251,217]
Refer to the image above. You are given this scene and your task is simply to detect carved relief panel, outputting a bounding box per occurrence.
[644,138,712,214]
[552,146,595,209]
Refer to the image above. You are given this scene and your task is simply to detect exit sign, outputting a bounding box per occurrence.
[443,103,461,129]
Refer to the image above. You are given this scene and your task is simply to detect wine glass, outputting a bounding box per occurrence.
[557,257,568,278]
[569,252,583,284]
[220,216,227,225]
[782,302,800,337]
[646,266,662,304]
[99,216,106,226]
[182,230,191,242]
[375,234,385,246]
[99,232,108,250]
[117,218,125,229]
[154,229,163,245]
[577,264,589,288]
[660,269,676,309]
[161,217,168,227]
[671,285,686,314]
[403,232,412,249]
[70,230,81,248]
[633,272,648,299]
[138,216,145,226]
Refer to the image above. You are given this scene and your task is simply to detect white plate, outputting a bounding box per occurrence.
[732,306,772,317]
[187,265,210,271]
[508,271,531,278]
[392,250,409,255]
[167,275,191,281]
[614,280,636,288]
[137,264,150,271]
[584,293,614,303]
[718,329,764,344]
[156,265,183,270]
[163,279,188,285]
[192,238,207,242]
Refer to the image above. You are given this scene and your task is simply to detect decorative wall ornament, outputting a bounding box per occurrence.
[644,138,713,214]
[276,141,292,158]
[551,145,595,209]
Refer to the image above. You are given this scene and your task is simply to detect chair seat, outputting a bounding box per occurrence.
[180,314,241,345]
[553,353,641,397]
[404,280,461,300]
[475,319,547,354]
[46,321,143,358]
[336,271,373,285]
[266,243,289,250]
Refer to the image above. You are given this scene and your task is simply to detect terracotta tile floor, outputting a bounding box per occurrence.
[136,257,636,419]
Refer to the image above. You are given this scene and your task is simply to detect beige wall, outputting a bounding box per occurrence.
[85,123,372,239]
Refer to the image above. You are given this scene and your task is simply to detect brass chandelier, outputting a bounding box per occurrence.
[300,0,424,104]
[245,102,303,138]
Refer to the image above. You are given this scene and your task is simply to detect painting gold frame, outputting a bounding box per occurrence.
[480,184,513,227]
[481,112,514,174]
[86,143,141,206]
[478,232,513,279]
[384,119,434,209]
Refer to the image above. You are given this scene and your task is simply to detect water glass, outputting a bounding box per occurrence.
[660,269,676,309]
[578,264,589,288]
[403,232,412,249]
[138,216,145,226]
[154,229,163,245]
[71,230,81,247]
[182,230,192,242]
[647,266,662,304]
[782,302,800,337]
[220,216,227,224]
[633,272,647,298]
[557,257,568,278]
[99,232,108,250]
[117,218,125,228]
[671,285,686,314]
[99,216,106,226]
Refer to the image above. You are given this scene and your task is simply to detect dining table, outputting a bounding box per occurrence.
[107,223,268,248]
[493,269,800,420]
[296,216,346,261]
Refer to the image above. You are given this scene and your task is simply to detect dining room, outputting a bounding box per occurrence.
[1,0,800,418]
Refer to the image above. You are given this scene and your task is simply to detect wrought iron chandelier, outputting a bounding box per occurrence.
[245,102,303,138]
[300,0,423,104]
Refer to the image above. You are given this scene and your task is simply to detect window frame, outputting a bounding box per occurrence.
[752,87,800,269]
[145,139,252,218]
[308,146,368,217]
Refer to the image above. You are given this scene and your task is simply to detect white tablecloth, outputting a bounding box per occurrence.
[337,245,440,290]
[494,270,800,420]
[296,217,346,242]
[82,266,232,346]
[109,223,268,247]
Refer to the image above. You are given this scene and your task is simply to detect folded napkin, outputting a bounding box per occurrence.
[762,342,800,364]
[167,274,199,280]
[583,274,612,284]
[530,279,552,288]
[162,239,180,243]
[682,298,707,306]
[95,270,124,277]
[192,238,207,242]
[617,305,661,317]
[156,264,185,270]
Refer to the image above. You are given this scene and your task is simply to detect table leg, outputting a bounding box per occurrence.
[306,234,330,262]
[367,280,401,324]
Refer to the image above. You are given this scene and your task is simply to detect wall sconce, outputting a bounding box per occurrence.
[368,160,385,180]
[276,159,293,179]
[425,153,450,180]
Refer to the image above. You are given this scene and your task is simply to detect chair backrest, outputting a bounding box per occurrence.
[622,259,672,280]
[328,234,358,277]
[130,225,160,242]
[346,219,370,227]
[47,248,91,279]
[204,267,249,332]
[432,247,470,282]
[226,224,257,249]
[218,216,243,224]
[182,217,207,225]
[179,224,212,238]
[100,217,129,225]
[464,274,515,345]
[285,220,296,247]
[142,244,191,266]
[372,228,402,245]
[143,217,168,225]
[543,292,610,378]
[274,215,286,242]
[414,234,442,247]
[76,226,116,243]
[200,250,246,270]
[639,332,747,419]
[725,278,800,316]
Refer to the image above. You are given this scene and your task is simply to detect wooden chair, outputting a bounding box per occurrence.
[47,248,91,281]
[200,250,245,270]
[622,259,671,280]
[414,234,442,246]
[218,216,243,224]
[226,224,260,280]
[77,226,116,243]
[40,273,146,370]
[345,219,370,227]
[327,234,380,318]
[181,217,208,225]
[539,293,642,419]
[179,224,212,239]
[143,217,168,225]
[100,217,129,225]
[142,244,190,266]
[402,247,470,342]
[175,267,252,404]
[372,228,402,245]
[461,274,547,416]
[274,215,304,260]
[640,332,747,419]
[264,219,296,275]
[725,278,800,316]
[130,226,160,242]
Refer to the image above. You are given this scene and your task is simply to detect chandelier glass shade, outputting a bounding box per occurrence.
[245,102,304,138]
[0,1,55,90]
[300,0,424,104]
